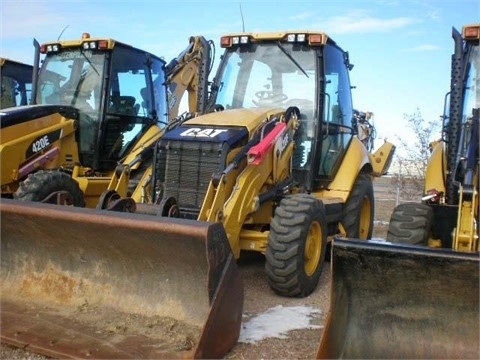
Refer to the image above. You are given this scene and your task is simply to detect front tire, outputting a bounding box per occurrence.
[14,170,85,207]
[342,173,374,239]
[265,194,327,297]
[386,202,432,245]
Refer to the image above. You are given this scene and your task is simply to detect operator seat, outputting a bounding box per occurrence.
[111,95,139,116]
[289,99,314,172]
[103,95,140,164]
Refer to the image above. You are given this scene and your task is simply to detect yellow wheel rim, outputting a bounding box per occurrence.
[304,221,322,276]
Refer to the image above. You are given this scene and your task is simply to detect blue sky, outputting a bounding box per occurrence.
[1,0,478,148]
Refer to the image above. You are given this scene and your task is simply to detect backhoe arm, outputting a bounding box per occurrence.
[165,36,212,120]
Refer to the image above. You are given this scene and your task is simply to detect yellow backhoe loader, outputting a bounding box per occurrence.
[133,30,394,297]
[318,23,479,359]
[0,57,33,108]
[0,34,212,209]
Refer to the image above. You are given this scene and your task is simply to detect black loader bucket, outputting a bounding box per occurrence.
[0,199,243,359]
[318,238,479,359]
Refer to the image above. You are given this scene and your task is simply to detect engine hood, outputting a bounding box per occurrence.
[184,107,285,132]
[162,107,286,146]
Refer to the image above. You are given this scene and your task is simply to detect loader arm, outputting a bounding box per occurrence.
[453,112,479,251]
[199,113,298,257]
[453,183,479,251]
[95,124,166,208]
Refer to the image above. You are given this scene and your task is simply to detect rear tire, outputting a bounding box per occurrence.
[265,194,327,298]
[342,173,374,239]
[14,170,85,207]
[386,202,432,245]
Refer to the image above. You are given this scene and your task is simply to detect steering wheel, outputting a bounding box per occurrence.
[253,91,288,105]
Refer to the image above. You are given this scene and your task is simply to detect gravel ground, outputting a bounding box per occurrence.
[0,345,48,360]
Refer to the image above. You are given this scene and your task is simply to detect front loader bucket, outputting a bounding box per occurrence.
[318,239,479,359]
[0,199,243,359]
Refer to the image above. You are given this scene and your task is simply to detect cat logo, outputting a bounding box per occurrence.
[180,128,228,138]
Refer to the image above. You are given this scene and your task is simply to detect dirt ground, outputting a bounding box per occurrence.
[1,177,405,359]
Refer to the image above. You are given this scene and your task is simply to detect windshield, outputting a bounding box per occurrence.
[214,40,355,180]
[37,49,104,113]
[36,45,167,168]
[215,42,316,115]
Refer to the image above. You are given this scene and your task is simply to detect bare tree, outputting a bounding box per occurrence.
[390,108,441,199]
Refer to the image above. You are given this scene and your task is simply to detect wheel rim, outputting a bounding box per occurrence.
[304,221,322,276]
[358,195,372,239]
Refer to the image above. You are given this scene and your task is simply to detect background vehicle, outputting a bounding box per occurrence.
[0,34,212,209]
[387,23,479,251]
[318,23,479,359]
[1,33,168,207]
[0,57,33,108]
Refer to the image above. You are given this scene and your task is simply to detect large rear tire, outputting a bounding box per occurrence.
[342,173,374,239]
[265,194,327,298]
[14,170,85,207]
[386,202,432,245]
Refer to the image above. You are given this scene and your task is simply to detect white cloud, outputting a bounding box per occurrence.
[426,9,441,21]
[289,12,313,21]
[402,44,441,52]
[322,10,415,34]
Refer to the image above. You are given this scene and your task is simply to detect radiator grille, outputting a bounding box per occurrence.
[156,140,223,214]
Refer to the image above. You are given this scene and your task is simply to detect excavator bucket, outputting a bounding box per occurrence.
[318,238,479,359]
[0,199,243,359]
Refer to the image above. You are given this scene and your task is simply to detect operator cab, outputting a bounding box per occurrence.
[35,34,168,171]
[0,58,33,109]
[441,24,479,195]
[209,32,355,189]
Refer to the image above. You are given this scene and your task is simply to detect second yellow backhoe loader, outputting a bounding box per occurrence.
[318,23,479,359]
[0,34,212,209]
[1,33,169,208]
